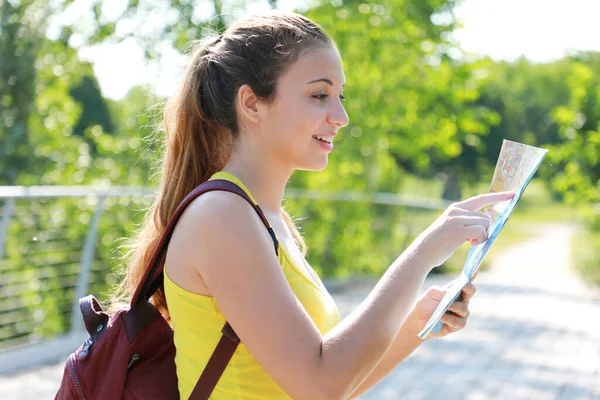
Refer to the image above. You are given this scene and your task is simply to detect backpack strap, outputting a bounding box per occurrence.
[131,179,278,306]
[129,179,279,400]
[188,322,241,400]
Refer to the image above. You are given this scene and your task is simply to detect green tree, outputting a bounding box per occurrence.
[0,0,116,184]
[0,0,42,184]
[282,0,502,276]
[545,60,599,217]
[70,75,115,140]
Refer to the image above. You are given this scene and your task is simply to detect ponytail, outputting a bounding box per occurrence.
[110,39,231,319]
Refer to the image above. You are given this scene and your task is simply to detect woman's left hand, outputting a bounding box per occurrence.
[408,277,477,339]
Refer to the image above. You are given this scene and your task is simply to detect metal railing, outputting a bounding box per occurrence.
[0,185,448,373]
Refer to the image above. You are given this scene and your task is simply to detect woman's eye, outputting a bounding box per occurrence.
[312,94,347,101]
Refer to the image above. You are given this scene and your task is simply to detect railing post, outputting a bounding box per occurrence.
[70,195,107,333]
[0,197,15,262]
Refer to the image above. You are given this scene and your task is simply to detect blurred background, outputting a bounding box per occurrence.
[1,0,599,398]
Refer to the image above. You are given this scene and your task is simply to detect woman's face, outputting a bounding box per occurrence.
[256,45,349,172]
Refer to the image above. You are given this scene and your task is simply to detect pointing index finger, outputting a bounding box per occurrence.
[456,191,515,211]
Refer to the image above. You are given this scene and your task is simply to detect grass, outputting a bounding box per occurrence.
[572,228,600,287]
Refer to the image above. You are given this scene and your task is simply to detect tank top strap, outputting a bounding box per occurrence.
[209,171,259,205]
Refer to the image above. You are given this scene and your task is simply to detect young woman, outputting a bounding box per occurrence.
[117,11,513,400]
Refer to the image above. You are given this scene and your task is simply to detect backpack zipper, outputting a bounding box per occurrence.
[127,353,140,370]
[67,354,88,400]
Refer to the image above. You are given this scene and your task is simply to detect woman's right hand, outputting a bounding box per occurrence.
[415,191,515,268]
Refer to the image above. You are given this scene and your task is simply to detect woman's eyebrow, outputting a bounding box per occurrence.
[307,78,346,88]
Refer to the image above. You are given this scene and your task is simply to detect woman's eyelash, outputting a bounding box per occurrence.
[313,94,347,101]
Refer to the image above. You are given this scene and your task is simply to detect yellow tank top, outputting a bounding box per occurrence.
[164,171,340,399]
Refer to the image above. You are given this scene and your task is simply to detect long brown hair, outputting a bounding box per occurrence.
[111,11,333,319]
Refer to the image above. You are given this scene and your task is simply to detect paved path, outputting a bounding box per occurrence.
[347,222,600,399]
[1,223,599,399]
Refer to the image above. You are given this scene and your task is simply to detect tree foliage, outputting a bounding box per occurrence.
[1,0,599,345]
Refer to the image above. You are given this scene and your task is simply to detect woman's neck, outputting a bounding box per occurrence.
[221,146,293,216]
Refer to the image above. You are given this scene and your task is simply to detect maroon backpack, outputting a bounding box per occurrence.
[55,179,279,399]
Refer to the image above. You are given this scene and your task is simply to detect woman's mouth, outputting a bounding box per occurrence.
[313,135,334,152]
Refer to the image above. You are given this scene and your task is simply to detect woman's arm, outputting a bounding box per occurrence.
[348,282,476,398]
[348,315,425,399]
[171,191,509,400]
[172,191,432,400]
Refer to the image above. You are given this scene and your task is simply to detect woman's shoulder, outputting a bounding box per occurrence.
[166,186,277,289]
[184,188,252,218]
[173,188,269,249]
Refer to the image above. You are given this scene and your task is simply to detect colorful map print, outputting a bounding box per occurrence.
[419,140,548,338]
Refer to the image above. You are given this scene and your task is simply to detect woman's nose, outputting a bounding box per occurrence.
[329,101,349,127]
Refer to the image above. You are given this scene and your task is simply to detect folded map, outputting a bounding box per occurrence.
[418,139,549,339]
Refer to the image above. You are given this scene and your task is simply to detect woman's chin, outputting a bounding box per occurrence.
[299,157,329,172]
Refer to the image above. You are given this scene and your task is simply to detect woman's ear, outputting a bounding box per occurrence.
[237,84,262,126]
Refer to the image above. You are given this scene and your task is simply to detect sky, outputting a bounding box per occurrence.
[65,0,600,100]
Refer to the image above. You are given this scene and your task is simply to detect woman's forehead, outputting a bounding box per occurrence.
[283,47,346,87]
